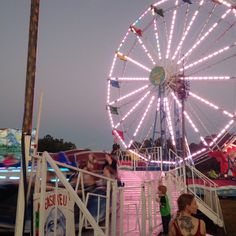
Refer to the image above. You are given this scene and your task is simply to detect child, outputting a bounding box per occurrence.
[157,185,171,236]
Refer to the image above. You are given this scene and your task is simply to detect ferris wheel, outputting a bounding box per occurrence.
[106,0,236,160]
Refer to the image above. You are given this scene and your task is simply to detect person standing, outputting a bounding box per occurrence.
[168,193,206,236]
[157,185,171,236]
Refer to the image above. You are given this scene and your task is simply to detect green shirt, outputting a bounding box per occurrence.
[160,195,171,216]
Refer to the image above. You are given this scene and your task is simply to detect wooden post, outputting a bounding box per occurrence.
[15,1,40,235]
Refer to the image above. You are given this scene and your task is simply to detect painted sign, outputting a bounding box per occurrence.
[33,189,75,236]
[0,128,36,162]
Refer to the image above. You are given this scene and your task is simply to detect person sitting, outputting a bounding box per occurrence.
[207,169,219,179]
[82,160,97,190]
[168,193,206,236]
[111,143,120,157]
[103,153,117,174]
[96,165,116,188]
[3,154,19,167]
[70,159,97,195]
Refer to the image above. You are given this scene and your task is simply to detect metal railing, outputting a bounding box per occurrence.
[117,179,162,236]
[31,151,118,236]
[9,148,227,235]
[117,147,176,171]
[166,162,225,228]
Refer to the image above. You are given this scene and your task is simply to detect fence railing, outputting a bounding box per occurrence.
[166,162,225,228]
[117,147,177,171]
[31,151,118,236]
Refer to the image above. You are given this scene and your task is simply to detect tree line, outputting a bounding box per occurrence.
[38,134,77,153]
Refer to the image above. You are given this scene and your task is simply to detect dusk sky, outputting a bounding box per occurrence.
[1,0,236,153]
[0,0,155,151]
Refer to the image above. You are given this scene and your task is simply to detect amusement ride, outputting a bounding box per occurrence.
[106,0,236,164]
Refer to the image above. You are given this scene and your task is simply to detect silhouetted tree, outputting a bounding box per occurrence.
[38,134,76,153]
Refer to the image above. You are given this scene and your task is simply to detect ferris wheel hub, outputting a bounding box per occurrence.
[149,66,165,86]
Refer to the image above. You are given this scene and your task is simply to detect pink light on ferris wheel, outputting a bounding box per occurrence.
[217,0,232,8]
[189,91,234,118]
[112,129,127,149]
[128,149,176,164]
[108,54,117,77]
[117,28,131,52]
[114,77,148,81]
[114,91,151,129]
[180,45,231,71]
[153,19,162,60]
[128,96,155,148]
[107,104,115,128]
[200,136,208,146]
[187,148,207,159]
[164,97,176,146]
[109,85,149,106]
[136,35,156,65]
[132,6,150,25]
[172,0,204,61]
[153,0,168,8]
[166,0,178,59]
[209,120,234,146]
[181,76,230,80]
[177,9,231,65]
[183,111,199,133]
[171,92,209,146]
[116,51,151,72]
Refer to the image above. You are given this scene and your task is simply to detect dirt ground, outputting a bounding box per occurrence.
[218,198,236,236]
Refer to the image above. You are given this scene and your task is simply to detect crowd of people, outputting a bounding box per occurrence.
[68,152,122,197]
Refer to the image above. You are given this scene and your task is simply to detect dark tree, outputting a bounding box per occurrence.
[38,134,77,153]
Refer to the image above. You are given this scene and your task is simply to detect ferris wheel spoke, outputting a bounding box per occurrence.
[184,111,209,146]
[128,96,155,148]
[218,0,234,8]
[172,1,190,62]
[181,42,235,71]
[166,0,179,59]
[208,120,234,147]
[116,29,132,53]
[189,91,234,119]
[130,25,156,65]
[177,8,232,65]
[111,77,149,82]
[215,18,236,43]
[116,51,151,72]
[153,19,163,60]
[171,92,209,146]
[197,3,216,38]
[182,76,231,80]
[187,148,207,159]
[112,129,128,149]
[187,52,236,76]
[108,56,118,77]
[172,0,204,61]
[132,4,152,26]
[164,97,176,146]
[109,84,150,106]
[152,0,169,8]
[114,91,151,129]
